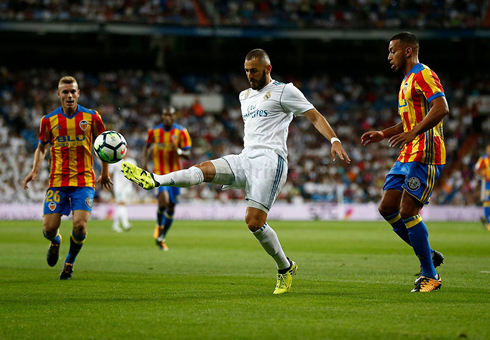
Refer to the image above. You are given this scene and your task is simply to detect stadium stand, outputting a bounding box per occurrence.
[0,1,488,28]
[1,67,489,205]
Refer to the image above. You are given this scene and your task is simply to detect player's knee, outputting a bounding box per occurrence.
[378,204,397,217]
[245,216,264,232]
[72,220,88,235]
[194,161,216,182]
[166,204,176,214]
[43,225,58,238]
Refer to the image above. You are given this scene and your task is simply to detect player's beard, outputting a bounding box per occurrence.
[250,70,267,90]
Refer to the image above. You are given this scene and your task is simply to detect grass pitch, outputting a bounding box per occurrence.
[0,219,489,339]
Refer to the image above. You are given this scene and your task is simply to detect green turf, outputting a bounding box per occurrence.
[0,219,489,339]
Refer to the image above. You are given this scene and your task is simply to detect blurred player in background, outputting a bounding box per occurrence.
[109,152,137,232]
[475,144,490,231]
[361,32,449,292]
[143,107,192,250]
[22,76,112,280]
[122,48,350,294]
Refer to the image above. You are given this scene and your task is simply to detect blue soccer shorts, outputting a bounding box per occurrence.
[383,161,444,205]
[156,186,180,204]
[43,187,95,216]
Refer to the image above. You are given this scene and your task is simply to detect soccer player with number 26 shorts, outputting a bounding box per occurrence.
[23,76,112,280]
[361,32,449,292]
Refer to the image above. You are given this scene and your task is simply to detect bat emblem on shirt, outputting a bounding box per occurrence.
[79,120,88,131]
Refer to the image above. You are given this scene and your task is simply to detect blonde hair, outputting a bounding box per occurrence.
[58,76,77,87]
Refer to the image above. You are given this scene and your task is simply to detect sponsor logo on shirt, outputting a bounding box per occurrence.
[243,105,268,119]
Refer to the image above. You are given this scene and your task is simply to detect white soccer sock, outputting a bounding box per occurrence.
[253,223,290,270]
[118,205,130,229]
[153,166,204,187]
[112,209,122,231]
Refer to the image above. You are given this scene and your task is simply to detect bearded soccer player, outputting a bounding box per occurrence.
[475,144,490,231]
[142,107,192,251]
[122,49,350,294]
[23,76,112,280]
[361,32,449,292]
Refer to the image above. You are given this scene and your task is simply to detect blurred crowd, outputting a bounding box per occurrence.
[1,0,488,28]
[1,66,489,206]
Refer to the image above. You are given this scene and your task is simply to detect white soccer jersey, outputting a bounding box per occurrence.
[239,79,314,160]
[109,157,137,199]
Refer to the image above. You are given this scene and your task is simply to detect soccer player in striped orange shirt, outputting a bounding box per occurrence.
[23,76,112,280]
[142,107,192,251]
[361,32,449,292]
[475,144,490,231]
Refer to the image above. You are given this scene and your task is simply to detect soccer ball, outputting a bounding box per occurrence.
[94,131,127,164]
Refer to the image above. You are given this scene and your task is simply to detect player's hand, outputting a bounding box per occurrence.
[361,131,385,146]
[97,174,113,189]
[331,142,351,164]
[169,142,179,151]
[22,171,37,190]
[388,131,416,148]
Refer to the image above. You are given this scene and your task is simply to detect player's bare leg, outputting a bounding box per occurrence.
[246,207,297,294]
[378,190,411,245]
[43,213,62,267]
[60,210,90,280]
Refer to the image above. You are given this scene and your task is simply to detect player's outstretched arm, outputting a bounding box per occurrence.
[304,109,351,164]
[97,161,113,189]
[23,142,48,190]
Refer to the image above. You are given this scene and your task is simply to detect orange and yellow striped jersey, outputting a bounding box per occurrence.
[146,123,192,175]
[397,63,446,165]
[476,154,490,181]
[39,105,106,188]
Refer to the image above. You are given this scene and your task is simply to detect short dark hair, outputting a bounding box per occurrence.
[390,32,419,52]
[162,106,175,115]
[245,49,271,65]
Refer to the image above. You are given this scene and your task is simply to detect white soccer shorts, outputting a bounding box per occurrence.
[219,148,287,213]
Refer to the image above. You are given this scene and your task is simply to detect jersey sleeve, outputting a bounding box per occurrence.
[39,117,50,144]
[93,111,106,136]
[476,157,484,171]
[179,128,192,150]
[146,129,154,145]
[415,68,445,104]
[280,83,315,116]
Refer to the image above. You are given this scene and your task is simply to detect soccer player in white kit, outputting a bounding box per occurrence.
[122,49,351,294]
[109,154,137,232]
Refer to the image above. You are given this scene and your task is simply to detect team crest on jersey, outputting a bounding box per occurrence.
[263,91,271,100]
[79,120,88,131]
[48,202,57,211]
[403,82,409,94]
[85,197,93,208]
[407,177,421,191]
[244,89,251,99]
